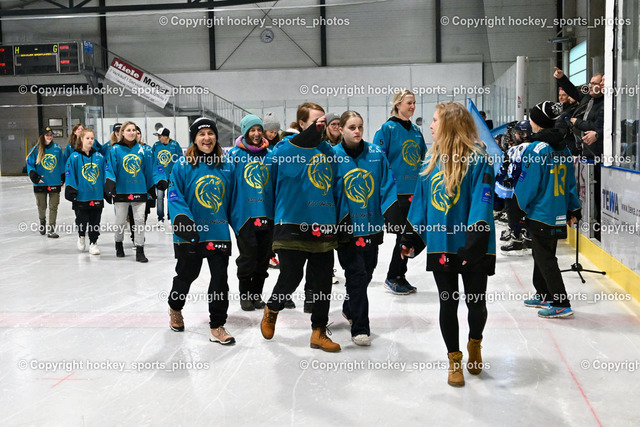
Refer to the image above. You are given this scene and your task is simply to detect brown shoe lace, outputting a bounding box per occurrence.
[214,326,231,341]
[265,309,278,323]
[318,323,334,340]
[169,308,183,327]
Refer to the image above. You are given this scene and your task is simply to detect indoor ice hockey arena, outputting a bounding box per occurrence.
[1,0,639,425]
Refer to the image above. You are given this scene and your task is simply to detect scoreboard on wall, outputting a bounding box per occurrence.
[0,42,80,76]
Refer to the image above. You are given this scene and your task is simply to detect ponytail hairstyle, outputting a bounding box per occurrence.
[290,102,325,132]
[35,134,48,165]
[421,102,485,197]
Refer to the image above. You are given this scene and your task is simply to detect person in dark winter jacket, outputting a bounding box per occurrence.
[554,87,580,155]
[26,127,64,238]
[514,101,581,318]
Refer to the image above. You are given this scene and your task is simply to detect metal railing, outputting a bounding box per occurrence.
[79,40,250,134]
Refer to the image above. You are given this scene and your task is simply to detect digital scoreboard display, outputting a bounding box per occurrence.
[0,46,14,76]
[0,42,79,76]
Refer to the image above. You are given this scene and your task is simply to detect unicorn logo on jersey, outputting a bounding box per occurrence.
[195,175,225,213]
[244,160,269,193]
[157,150,172,167]
[122,154,141,177]
[82,163,100,185]
[343,168,374,209]
[402,139,421,170]
[430,171,460,214]
[307,154,332,196]
[41,154,57,171]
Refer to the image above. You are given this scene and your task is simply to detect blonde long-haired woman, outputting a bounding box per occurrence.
[26,127,64,237]
[401,102,496,387]
[373,89,426,295]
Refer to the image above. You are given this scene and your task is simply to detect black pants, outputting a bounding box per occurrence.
[236,229,272,298]
[505,197,525,235]
[168,253,230,328]
[530,232,570,307]
[76,208,102,244]
[267,249,334,329]
[387,198,411,280]
[433,271,488,353]
[337,246,378,336]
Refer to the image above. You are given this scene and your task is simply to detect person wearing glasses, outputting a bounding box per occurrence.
[323,113,343,146]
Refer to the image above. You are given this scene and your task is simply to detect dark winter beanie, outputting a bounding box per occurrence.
[529,101,563,129]
[189,117,219,143]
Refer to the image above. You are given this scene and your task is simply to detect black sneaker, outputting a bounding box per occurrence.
[39,220,46,235]
[399,277,417,293]
[500,239,525,253]
[284,299,296,309]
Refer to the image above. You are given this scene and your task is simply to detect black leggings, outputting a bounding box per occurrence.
[433,271,488,353]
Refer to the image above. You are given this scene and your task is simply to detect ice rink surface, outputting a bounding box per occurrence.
[1,176,639,426]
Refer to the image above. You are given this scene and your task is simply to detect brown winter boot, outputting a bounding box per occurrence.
[467,338,483,375]
[260,306,279,340]
[169,308,184,332]
[447,351,465,387]
[310,326,341,352]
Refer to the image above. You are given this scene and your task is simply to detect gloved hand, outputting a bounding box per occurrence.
[29,170,41,184]
[104,179,116,204]
[147,185,157,200]
[156,180,168,191]
[65,186,78,202]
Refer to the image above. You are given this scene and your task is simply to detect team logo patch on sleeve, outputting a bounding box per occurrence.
[481,186,492,203]
[168,190,179,201]
[66,170,71,177]
[518,171,527,182]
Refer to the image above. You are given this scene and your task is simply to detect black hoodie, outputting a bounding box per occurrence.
[530,128,566,151]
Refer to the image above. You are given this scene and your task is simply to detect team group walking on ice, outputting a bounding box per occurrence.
[26,83,581,387]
